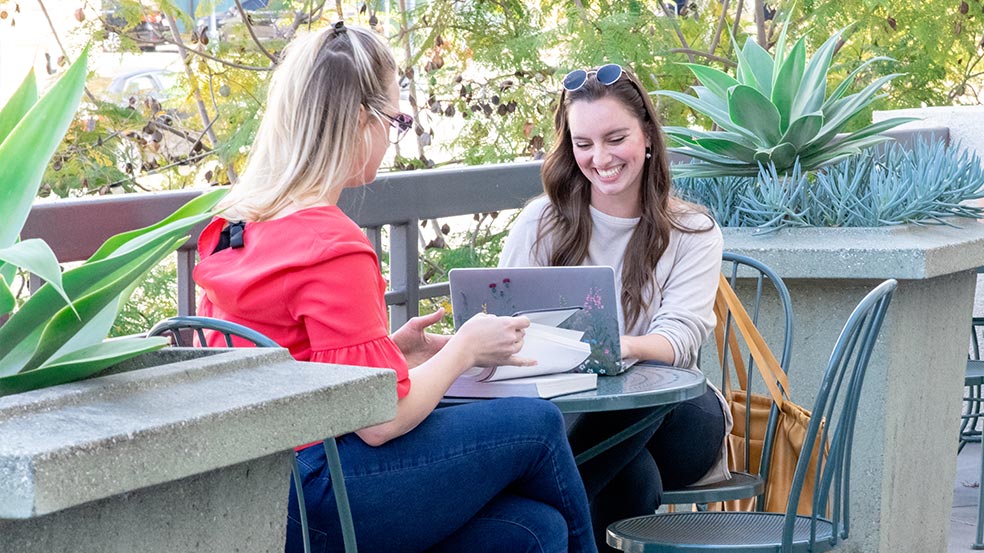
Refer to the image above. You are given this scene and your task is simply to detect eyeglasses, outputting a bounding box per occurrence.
[373,108,414,144]
[562,63,624,92]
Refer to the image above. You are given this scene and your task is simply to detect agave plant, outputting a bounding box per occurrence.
[0,48,226,396]
[656,22,919,178]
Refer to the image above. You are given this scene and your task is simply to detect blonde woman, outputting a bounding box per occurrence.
[194,23,596,553]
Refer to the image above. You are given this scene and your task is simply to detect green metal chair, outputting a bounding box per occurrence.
[147,316,358,553]
[606,279,897,553]
[960,316,984,549]
[661,252,794,510]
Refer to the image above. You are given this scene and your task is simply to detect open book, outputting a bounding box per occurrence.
[446,309,598,399]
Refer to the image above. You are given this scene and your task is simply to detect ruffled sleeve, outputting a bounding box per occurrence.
[286,250,411,399]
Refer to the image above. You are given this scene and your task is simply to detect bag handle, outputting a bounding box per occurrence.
[714,274,791,409]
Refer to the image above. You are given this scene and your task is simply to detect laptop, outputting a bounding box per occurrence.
[448,266,633,375]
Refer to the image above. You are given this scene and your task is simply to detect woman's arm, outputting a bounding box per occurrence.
[631,219,724,367]
[620,333,675,364]
[356,313,534,446]
[290,252,535,446]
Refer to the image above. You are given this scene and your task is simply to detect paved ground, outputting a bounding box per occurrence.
[952,442,984,551]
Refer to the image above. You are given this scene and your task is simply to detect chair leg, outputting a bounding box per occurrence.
[290,455,312,553]
[975,434,984,550]
[324,437,358,553]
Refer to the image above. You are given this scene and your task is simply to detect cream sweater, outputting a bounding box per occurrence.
[499,195,733,485]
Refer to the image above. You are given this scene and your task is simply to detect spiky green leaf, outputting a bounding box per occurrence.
[0,47,88,249]
[0,70,37,146]
[0,337,170,397]
[792,29,847,119]
[780,113,824,149]
[654,90,759,141]
[771,38,807,131]
[825,56,895,107]
[741,38,776,98]
[18,238,183,374]
[0,232,180,372]
[694,138,758,163]
[89,188,227,262]
[681,63,740,100]
[0,239,75,315]
[729,85,782,145]
[0,277,13,315]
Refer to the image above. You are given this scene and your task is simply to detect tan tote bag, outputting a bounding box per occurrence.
[714,274,828,515]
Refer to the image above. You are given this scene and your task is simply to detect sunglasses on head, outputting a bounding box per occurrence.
[562,63,624,92]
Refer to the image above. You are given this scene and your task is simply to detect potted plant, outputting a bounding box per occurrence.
[655,20,984,553]
[0,49,396,553]
[0,47,227,396]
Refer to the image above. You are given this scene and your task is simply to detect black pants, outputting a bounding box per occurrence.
[567,388,725,551]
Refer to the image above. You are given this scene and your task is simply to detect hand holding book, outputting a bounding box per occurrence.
[447,307,598,399]
[454,312,537,369]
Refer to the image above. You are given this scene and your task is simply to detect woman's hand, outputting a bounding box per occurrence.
[391,308,452,368]
[453,313,537,369]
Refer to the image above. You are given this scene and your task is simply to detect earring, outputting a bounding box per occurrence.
[645,147,652,159]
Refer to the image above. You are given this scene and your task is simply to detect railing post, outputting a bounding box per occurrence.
[388,220,419,331]
[176,250,197,317]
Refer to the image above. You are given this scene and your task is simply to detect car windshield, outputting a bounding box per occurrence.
[239,0,268,10]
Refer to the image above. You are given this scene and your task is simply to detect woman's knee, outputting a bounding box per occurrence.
[429,494,569,553]
[493,397,566,438]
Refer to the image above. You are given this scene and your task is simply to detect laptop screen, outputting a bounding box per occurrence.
[448,266,631,375]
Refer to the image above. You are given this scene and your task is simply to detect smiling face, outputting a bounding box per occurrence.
[567,96,650,217]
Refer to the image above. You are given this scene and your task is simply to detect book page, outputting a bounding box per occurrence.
[513,307,583,327]
[480,324,591,382]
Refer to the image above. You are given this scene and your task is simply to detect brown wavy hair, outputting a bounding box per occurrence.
[536,66,713,329]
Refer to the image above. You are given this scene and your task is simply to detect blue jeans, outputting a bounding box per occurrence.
[286,397,597,553]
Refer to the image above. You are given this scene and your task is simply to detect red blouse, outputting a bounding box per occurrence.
[193,205,411,399]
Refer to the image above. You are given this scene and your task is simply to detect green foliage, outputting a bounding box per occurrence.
[673,138,984,228]
[110,258,178,337]
[0,52,228,396]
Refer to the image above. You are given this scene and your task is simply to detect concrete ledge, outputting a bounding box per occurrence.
[723,218,984,280]
[0,348,397,519]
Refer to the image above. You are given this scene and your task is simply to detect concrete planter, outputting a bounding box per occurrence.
[716,218,984,553]
[0,347,396,553]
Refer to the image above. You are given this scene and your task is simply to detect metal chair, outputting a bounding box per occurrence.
[960,316,984,549]
[606,279,897,553]
[960,317,984,453]
[661,252,794,510]
[148,315,358,553]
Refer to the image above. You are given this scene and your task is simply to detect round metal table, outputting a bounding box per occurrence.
[443,362,706,465]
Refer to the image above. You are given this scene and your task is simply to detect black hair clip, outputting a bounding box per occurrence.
[333,20,347,35]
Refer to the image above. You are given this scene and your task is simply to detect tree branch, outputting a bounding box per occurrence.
[708,0,731,57]
[156,35,274,71]
[668,49,737,67]
[36,0,99,104]
[164,11,238,184]
[232,0,278,63]
[659,2,695,63]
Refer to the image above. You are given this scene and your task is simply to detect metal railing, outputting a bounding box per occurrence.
[20,126,948,330]
[22,161,543,330]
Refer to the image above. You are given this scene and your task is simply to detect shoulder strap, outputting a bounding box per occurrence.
[715,273,792,408]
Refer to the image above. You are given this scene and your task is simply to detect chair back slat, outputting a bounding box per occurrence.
[782,279,896,552]
[147,316,281,348]
[718,252,795,510]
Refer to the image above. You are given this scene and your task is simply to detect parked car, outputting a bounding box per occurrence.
[197,0,289,43]
[103,68,179,107]
[102,1,169,51]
